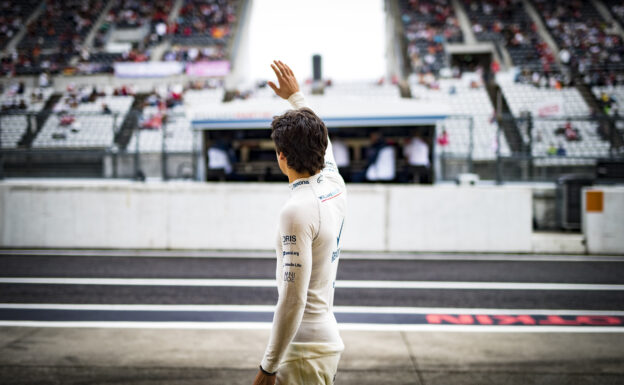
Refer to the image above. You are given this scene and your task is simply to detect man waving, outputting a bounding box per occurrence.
[252,61,347,385]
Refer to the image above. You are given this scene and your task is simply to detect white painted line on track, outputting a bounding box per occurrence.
[2,304,624,316]
[0,320,623,333]
[1,277,623,291]
[2,249,624,262]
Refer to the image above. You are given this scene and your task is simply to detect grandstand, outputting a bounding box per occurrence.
[399,0,463,75]
[126,105,192,153]
[460,0,556,72]
[410,72,510,160]
[32,94,133,149]
[1,85,54,148]
[499,72,611,165]
[0,0,622,183]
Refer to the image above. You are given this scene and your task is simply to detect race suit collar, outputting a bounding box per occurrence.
[289,172,322,191]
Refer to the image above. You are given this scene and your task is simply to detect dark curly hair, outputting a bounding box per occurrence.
[271,107,328,175]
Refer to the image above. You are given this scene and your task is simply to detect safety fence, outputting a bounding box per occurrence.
[2,111,623,183]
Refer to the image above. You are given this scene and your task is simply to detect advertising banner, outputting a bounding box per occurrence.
[186,61,230,77]
[114,62,184,78]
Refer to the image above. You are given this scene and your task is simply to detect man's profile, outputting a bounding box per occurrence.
[252,61,347,385]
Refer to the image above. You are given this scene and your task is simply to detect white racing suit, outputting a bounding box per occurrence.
[261,92,347,384]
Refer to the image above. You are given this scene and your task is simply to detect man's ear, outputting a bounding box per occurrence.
[277,151,287,161]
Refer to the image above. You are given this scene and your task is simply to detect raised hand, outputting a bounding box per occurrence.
[268,60,300,100]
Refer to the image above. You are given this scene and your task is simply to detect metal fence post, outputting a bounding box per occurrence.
[609,115,615,159]
[0,116,4,180]
[134,127,141,180]
[527,113,534,180]
[191,127,198,181]
[112,147,118,179]
[468,116,474,174]
[161,118,167,181]
[495,91,502,185]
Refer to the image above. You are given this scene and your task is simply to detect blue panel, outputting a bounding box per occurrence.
[192,115,448,130]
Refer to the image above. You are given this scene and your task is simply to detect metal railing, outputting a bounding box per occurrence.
[2,110,623,183]
[436,113,624,183]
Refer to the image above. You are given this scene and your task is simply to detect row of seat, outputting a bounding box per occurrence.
[32,95,133,148]
[497,70,611,162]
[0,86,54,148]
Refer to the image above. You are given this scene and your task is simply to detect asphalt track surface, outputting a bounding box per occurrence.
[1,254,623,310]
[0,249,623,384]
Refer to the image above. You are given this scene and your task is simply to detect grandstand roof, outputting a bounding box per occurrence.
[189,95,450,130]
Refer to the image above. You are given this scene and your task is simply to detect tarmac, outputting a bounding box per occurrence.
[1,327,624,384]
[1,249,624,384]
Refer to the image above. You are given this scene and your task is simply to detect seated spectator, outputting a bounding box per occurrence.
[564,124,580,141]
[60,115,76,126]
[437,128,450,147]
[141,112,163,129]
[547,142,557,156]
[102,103,112,114]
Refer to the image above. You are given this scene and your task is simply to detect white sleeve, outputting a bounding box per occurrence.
[286,91,339,173]
[287,91,309,109]
[260,205,313,373]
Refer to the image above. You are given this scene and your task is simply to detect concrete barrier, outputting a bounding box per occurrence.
[388,185,532,252]
[0,180,533,252]
[583,186,624,255]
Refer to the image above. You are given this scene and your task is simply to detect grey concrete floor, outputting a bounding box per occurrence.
[1,327,623,385]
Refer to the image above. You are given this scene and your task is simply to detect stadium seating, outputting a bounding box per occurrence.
[461,0,556,72]
[604,0,624,29]
[1,86,54,148]
[108,0,155,29]
[32,95,133,149]
[172,0,238,46]
[399,0,463,75]
[411,74,510,160]
[126,104,193,153]
[162,46,226,62]
[497,71,610,164]
[183,88,224,105]
[18,0,105,70]
[323,82,401,99]
[592,85,624,138]
[0,0,41,50]
[532,0,623,76]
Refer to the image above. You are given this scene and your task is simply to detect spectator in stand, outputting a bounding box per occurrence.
[437,128,449,148]
[547,142,557,156]
[533,0,623,85]
[463,0,556,72]
[400,0,462,75]
[173,0,237,43]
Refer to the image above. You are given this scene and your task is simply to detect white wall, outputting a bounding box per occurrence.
[583,186,624,255]
[0,180,533,252]
[388,185,532,252]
